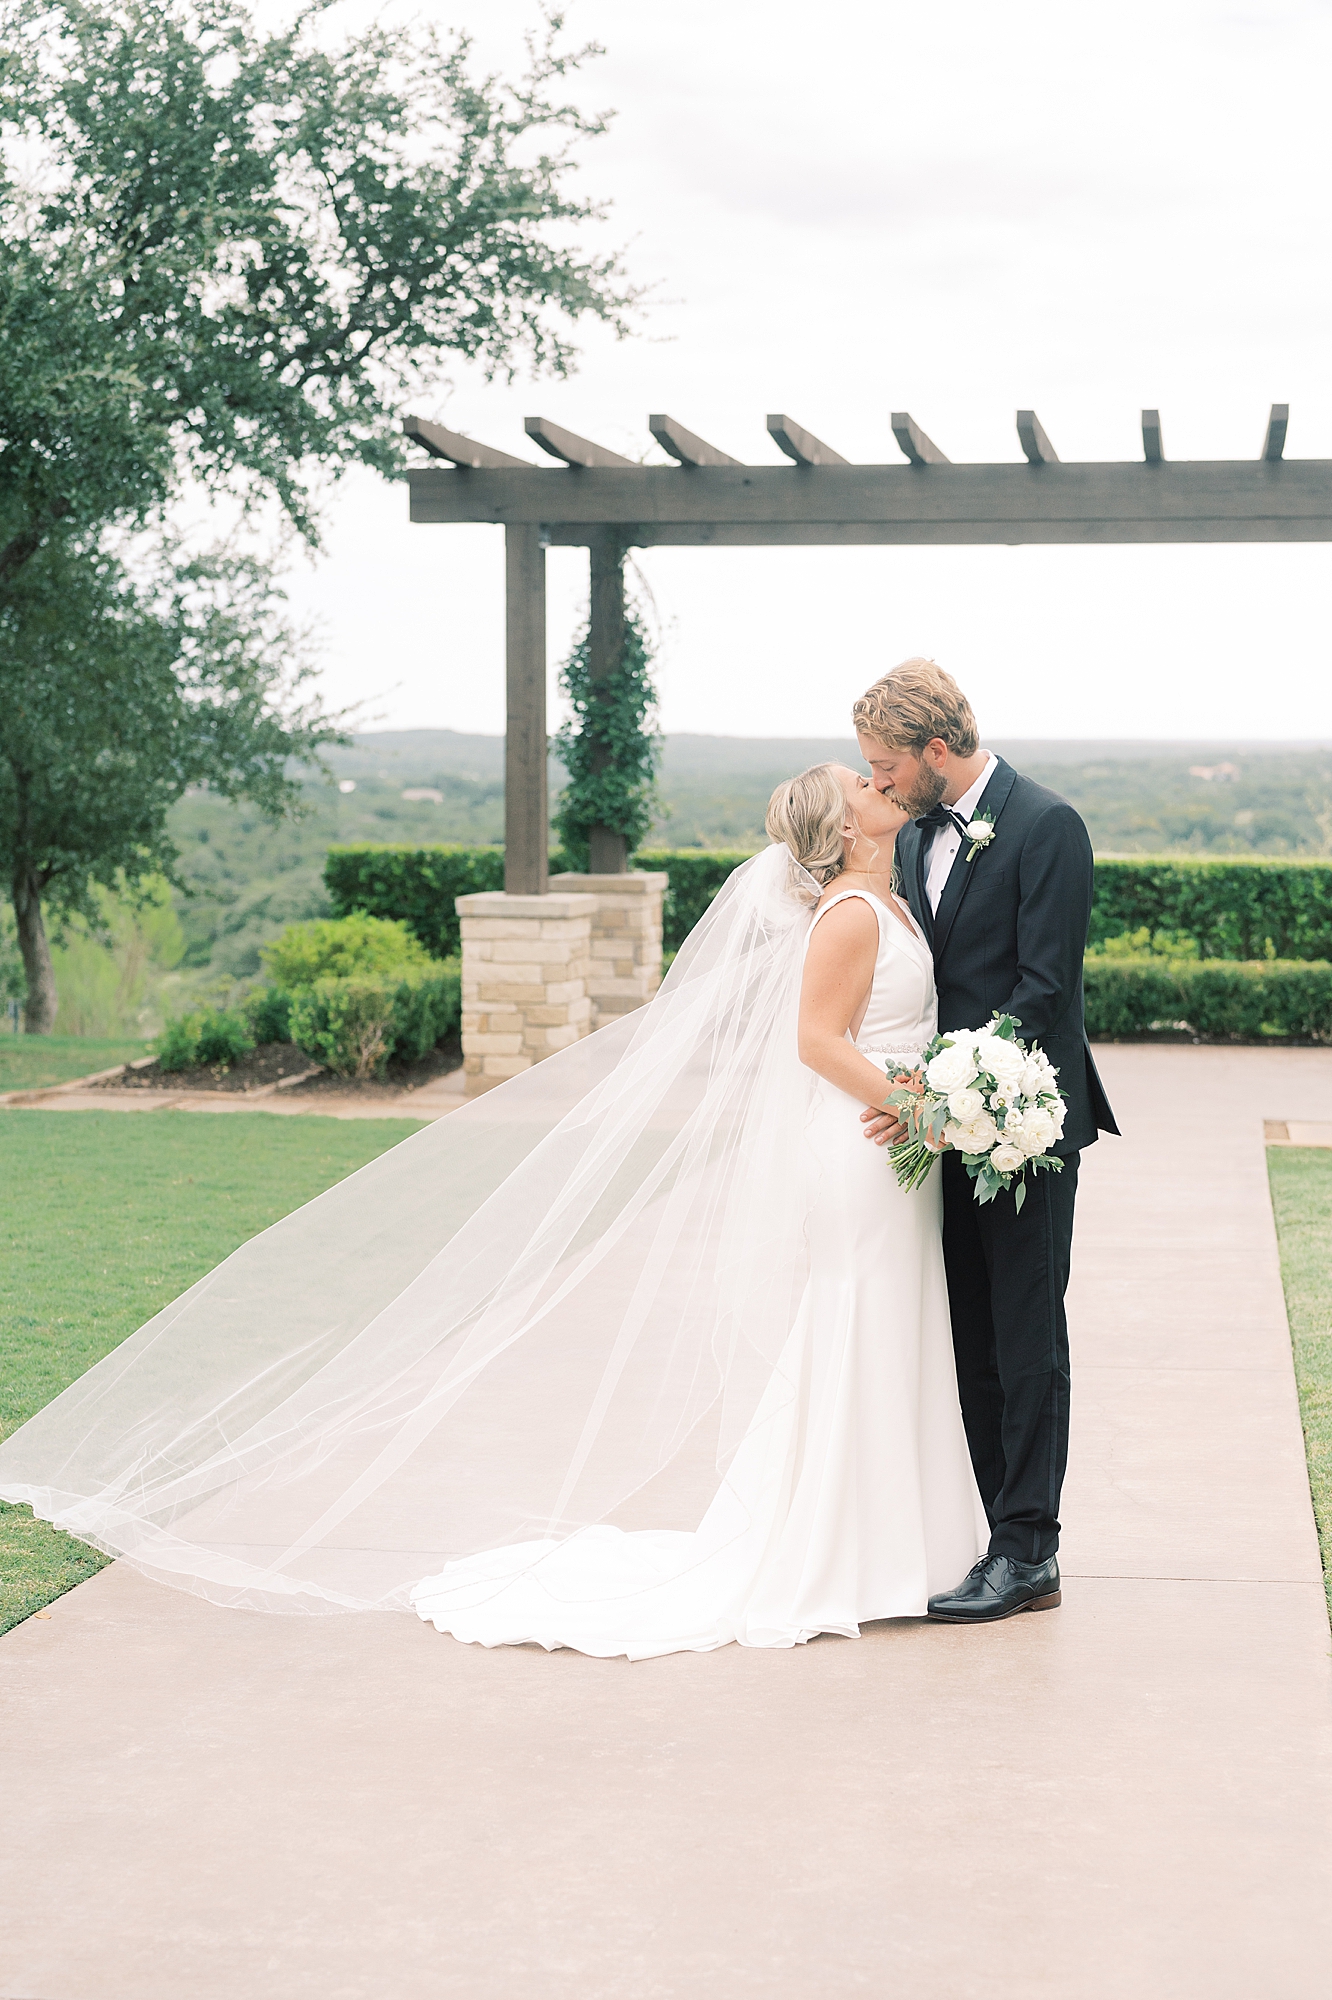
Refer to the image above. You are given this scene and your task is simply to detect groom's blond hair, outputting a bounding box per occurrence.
[853,658,979,756]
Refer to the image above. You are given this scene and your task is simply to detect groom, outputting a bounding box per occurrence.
[855,659,1118,1623]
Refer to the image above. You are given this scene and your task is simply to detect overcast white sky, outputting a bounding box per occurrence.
[282,0,1332,743]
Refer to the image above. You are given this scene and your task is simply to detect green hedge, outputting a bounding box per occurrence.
[325,845,508,959]
[326,844,754,955]
[1089,858,1332,961]
[1084,957,1332,1041]
[326,847,1332,965]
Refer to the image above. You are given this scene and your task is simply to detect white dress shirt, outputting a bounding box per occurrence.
[923,753,998,915]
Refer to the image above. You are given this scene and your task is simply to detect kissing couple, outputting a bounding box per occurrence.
[0,660,1118,1656]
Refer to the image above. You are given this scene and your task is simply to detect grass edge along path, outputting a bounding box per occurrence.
[1267,1147,1332,1618]
[0,1034,153,1093]
[0,1109,423,1634]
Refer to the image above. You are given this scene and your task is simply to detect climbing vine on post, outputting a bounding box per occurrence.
[553,588,662,874]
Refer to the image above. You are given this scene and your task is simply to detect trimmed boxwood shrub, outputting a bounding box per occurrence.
[287,964,461,1079]
[1090,858,1332,961]
[1084,957,1332,1041]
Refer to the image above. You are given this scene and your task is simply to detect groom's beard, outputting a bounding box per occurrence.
[889,764,948,818]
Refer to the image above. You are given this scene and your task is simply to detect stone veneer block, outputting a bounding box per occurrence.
[456,891,599,1097]
[547,872,668,1028]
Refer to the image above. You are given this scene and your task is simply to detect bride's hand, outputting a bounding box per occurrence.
[860,1103,908,1146]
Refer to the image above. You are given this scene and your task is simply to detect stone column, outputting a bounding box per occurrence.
[457,891,596,1097]
[548,871,668,1028]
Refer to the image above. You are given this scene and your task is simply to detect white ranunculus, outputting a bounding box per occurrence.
[972,1033,1026,1090]
[1013,1107,1056,1156]
[926,1042,978,1093]
[990,1142,1026,1174]
[1020,1053,1057,1099]
[947,1086,984,1124]
[965,819,994,843]
[956,1112,999,1154]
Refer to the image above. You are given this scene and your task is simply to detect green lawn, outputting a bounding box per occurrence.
[0,1109,423,1632]
[1268,1148,1332,1615]
[0,1034,152,1092]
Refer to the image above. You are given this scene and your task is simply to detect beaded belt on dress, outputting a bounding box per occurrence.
[856,1044,925,1068]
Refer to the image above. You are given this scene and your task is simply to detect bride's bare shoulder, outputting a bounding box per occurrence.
[809,888,880,935]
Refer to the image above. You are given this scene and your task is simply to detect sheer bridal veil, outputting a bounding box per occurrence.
[0,845,833,1614]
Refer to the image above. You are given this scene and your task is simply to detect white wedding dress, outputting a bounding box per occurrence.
[411,888,987,1658]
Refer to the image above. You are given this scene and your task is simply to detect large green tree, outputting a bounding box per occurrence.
[0,534,336,1030]
[0,0,633,1026]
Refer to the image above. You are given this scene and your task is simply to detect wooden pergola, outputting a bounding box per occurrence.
[404,403,1327,894]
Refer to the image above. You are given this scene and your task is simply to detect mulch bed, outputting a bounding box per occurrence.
[88,1032,462,1098]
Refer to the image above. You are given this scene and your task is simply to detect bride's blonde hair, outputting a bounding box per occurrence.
[765,763,850,886]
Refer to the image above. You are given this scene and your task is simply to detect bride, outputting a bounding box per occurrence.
[0,765,985,1657]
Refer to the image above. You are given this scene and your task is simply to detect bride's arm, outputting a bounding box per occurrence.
[797,899,907,1123]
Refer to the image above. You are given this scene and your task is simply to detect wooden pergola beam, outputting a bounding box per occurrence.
[524,417,636,469]
[409,459,1332,543]
[891,413,950,465]
[402,414,532,469]
[766,415,849,466]
[1142,410,1165,463]
[649,415,742,467]
[1017,410,1059,465]
[1263,403,1289,462]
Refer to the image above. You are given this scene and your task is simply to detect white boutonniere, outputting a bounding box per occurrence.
[963,812,996,863]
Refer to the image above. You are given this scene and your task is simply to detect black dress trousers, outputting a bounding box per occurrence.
[940,1148,1080,1564]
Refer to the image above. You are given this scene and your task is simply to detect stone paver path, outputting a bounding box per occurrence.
[2,1045,1331,1999]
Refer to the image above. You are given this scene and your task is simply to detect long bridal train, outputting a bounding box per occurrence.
[0,848,984,1655]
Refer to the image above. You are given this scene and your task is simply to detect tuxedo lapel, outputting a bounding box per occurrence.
[932,759,1018,960]
[898,821,934,944]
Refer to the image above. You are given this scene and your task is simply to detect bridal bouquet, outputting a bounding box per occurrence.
[884,1014,1066,1212]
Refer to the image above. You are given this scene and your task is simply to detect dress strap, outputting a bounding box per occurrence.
[808,888,886,934]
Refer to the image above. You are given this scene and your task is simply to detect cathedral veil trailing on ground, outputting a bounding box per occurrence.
[0,846,862,1619]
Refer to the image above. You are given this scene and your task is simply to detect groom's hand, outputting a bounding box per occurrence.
[861,1105,907,1146]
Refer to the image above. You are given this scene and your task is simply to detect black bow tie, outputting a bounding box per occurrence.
[915,804,968,836]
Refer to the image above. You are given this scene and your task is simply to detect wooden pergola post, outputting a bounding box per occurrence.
[587,528,628,875]
[504,522,547,896]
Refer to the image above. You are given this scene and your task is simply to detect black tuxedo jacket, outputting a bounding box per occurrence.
[897,757,1118,1155]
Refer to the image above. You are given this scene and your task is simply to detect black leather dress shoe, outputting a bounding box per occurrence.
[927,1553,1061,1623]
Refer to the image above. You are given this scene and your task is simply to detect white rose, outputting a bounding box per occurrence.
[925,1042,978,1094]
[1049,1097,1067,1136]
[972,1033,1026,1090]
[991,1142,1026,1174]
[956,1112,999,1154]
[947,1086,984,1124]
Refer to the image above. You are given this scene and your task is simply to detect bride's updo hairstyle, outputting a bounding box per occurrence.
[765,763,849,890]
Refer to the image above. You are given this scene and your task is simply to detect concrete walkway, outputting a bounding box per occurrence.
[2,1045,1330,1999]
